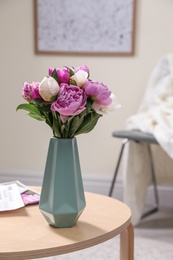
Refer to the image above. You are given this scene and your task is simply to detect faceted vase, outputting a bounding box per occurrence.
[39,137,86,228]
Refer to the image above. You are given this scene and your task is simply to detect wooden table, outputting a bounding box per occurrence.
[0,191,134,260]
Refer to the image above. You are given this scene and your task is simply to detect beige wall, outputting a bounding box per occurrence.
[0,0,173,181]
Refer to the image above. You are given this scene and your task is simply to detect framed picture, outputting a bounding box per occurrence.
[34,0,136,55]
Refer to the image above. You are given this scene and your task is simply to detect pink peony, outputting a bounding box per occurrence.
[74,65,89,74]
[22,82,41,102]
[51,83,87,122]
[32,82,42,99]
[84,80,112,106]
[48,67,54,76]
[56,68,70,84]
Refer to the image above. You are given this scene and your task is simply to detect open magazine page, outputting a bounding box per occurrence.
[21,188,40,205]
[0,181,40,211]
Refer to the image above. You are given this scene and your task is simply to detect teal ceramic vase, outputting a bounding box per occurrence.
[39,137,86,228]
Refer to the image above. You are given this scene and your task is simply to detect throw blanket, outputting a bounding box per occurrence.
[122,54,173,225]
[126,54,173,158]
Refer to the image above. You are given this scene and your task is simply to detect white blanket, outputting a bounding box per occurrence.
[122,54,173,225]
[126,54,173,157]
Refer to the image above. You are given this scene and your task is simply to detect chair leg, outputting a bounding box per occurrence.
[141,144,159,219]
[109,138,128,197]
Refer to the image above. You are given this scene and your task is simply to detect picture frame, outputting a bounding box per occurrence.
[34,0,136,56]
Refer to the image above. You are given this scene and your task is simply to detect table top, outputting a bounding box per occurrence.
[0,190,131,259]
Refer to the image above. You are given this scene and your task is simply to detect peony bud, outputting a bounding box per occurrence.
[39,77,59,101]
[71,70,88,87]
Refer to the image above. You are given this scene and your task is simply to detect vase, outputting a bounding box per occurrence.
[39,137,86,228]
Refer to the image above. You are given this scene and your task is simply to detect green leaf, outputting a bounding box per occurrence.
[60,119,72,138]
[16,103,46,121]
[51,69,59,84]
[43,112,53,127]
[32,98,44,106]
[69,79,77,86]
[68,67,74,77]
[75,112,101,136]
[16,103,41,114]
[60,124,67,138]
[28,112,44,121]
[68,115,84,137]
[38,104,51,112]
[52,112,62,138]
[32,98,52,112]
[86,98,93,113]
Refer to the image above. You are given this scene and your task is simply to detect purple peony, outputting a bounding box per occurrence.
[56,68,70,84]
[84,80,112,106]
[74,65,89,74]
[48,67,54,76]
[51,83,87,122]
[22,82,41,102]
[22,82,32,102]
[32,82,42,99]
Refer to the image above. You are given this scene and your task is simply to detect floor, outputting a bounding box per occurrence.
[135,206,173,244]
[37,206,173,260]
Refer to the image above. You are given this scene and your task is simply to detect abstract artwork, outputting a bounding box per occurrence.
[34,0,136,55]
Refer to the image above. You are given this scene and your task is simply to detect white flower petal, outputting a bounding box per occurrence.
[39,77,59,101]
[92,93,121,115]
[71,70,88,87]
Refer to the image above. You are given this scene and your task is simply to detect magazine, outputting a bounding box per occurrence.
[0,181,40,211]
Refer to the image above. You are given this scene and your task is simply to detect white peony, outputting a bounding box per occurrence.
[71,70,88,87]
[92,93,121,115]
[39,77,59,101]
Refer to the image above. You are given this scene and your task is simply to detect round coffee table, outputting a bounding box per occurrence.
[0,191,134,259]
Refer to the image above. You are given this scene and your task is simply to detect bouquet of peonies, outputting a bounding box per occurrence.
[17,65,121,138]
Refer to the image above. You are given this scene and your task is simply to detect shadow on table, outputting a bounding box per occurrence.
[49,220,110,243]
